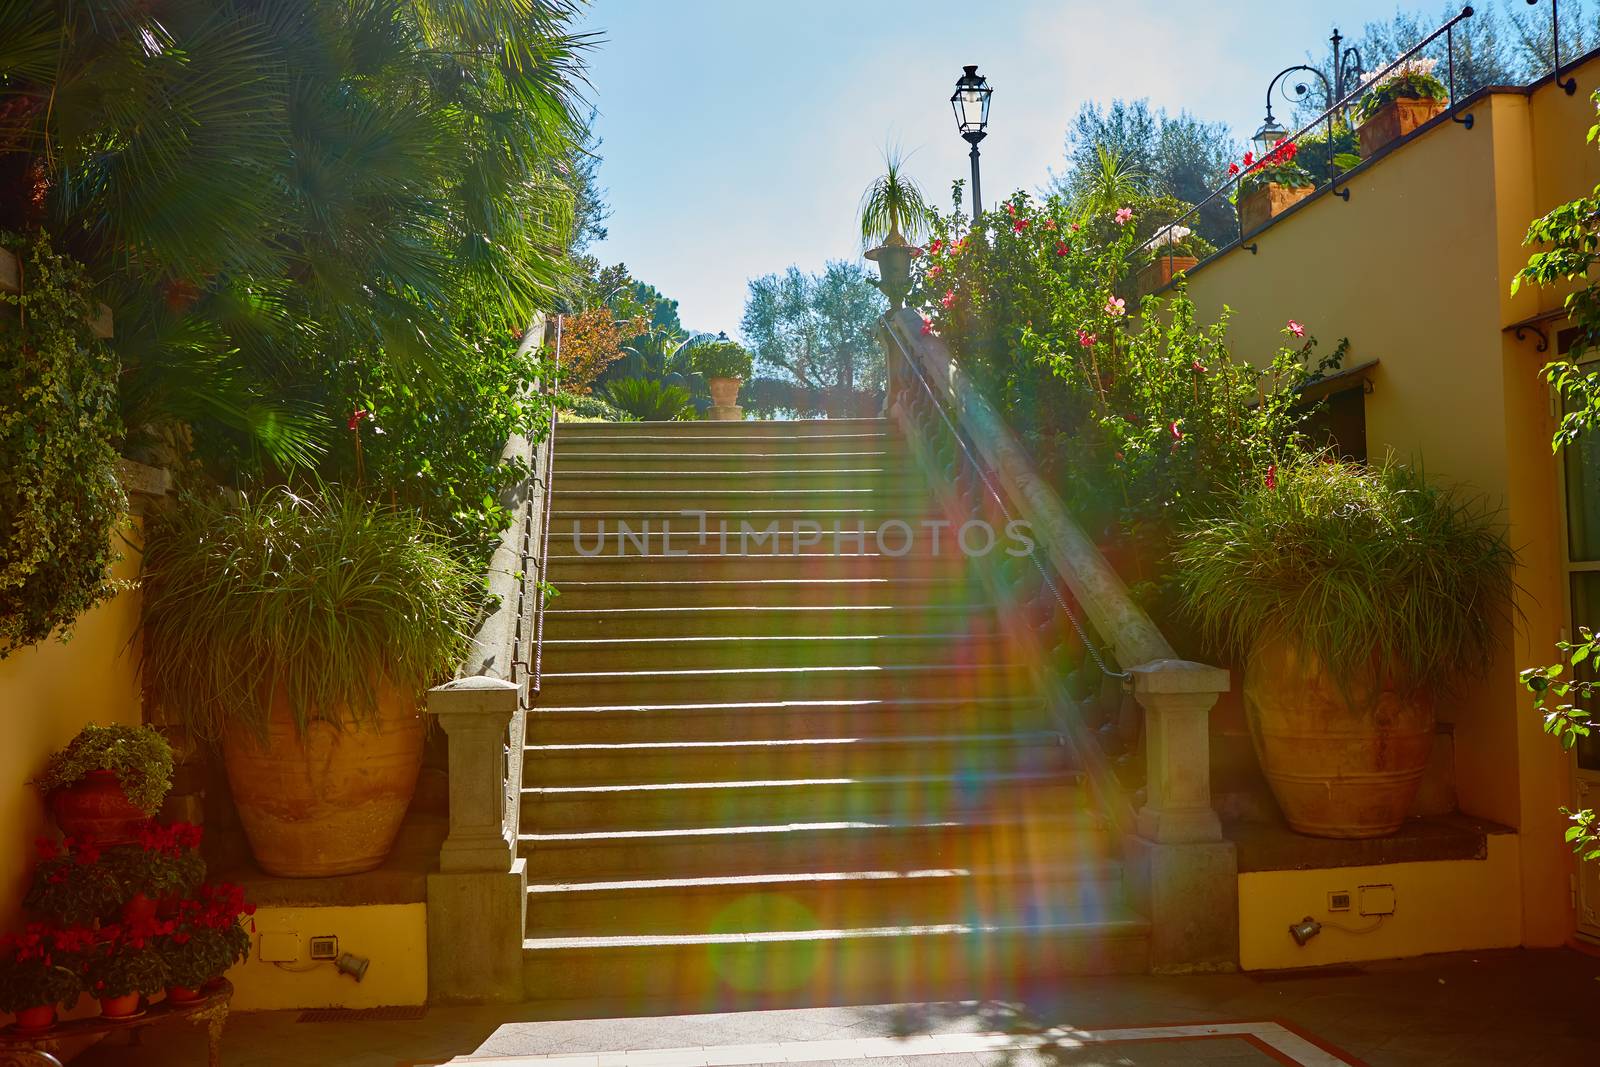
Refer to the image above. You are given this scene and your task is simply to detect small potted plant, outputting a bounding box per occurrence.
[0,924,88,1032]
[82,921,171,1018]
[1355,58,1449,158]
[34,724,174,844]
[1233,140,1315,234]
[1135,227,1215,295]
[158,883,254,1002]
[689,336,755,421]
[1174,455,1515,837]
[25,823,205,925]
[140,488,478,877]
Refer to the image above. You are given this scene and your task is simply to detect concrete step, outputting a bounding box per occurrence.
[557,450,908,473]
[519,807,1114,880]
[520,771,1087,832]
[548,507,936,538]
[525,696,1048,744]
[522,730,1068,786]
[540,604,997,640]
[541,631,1010,673]
[557,418,890,440]
[555,468,921,492]
[545,522,971,558]
[535,662,1036,706]
[520,910,1151,1004]
[525,859,1129,939]
[544,553,968,587]
[540,577,986,610]
[551,488,932,515]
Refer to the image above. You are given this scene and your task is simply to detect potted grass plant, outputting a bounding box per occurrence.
[1174,455,1515,838]
[860,151,929,311]
[139,488,478,877]
[34,724,174,844]
[689,336,755,421]
[0,924,88,1032]
[1233,139,1315,234]
[1356,58,1449,158]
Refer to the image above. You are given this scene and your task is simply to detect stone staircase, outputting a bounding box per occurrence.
[521,417,1149,1007]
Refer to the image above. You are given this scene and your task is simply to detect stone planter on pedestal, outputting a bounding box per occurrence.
[707,376,743,421]
[1238,182,1314,235]
[1357,97,1447,158]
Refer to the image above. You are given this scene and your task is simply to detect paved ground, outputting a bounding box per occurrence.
[68,948,1600,1067]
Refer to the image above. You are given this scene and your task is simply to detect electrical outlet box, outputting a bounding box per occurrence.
[1327,890,1352,912]
[1359,884,1397,916]
[259,932,300,963]
[309,935,339,961]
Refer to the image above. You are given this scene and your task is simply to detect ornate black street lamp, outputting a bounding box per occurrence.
[950,65,992,217]
[1252,29,1365,159]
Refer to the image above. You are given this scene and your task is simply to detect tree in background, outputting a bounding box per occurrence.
[741,262,887,418]
[1051,100,1238,246]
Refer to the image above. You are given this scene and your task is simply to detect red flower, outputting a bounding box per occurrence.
[1012,218,1028,233]
[1055,241,1070,257]
[1043,219,1057,231]
[940,289,956,309]
[1242,151,1255,168]
[1228,162,1240,177]
[1192,360,1207,374]
[929,239,943,254]
[920,317,933,336]
[928,265,943,278]
[1265,464,1278,490]
[1005,202,1016,216]
[347,409,369,431]
[1169,420,1184,442]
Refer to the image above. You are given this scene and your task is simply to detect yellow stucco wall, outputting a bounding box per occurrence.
[1182,60,1600,953]
[0,517,146,932]
[227,904,427,1010]
[1239,834,1523,970]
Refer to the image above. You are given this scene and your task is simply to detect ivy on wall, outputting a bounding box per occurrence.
[0,232,127,657]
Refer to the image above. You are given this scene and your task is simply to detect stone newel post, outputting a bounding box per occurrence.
[432,676,519,872]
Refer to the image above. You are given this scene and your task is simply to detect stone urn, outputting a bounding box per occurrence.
[1243,634,1434,838]
[1357,97,1447,158]
[1238,182,1314,234]
[706,376,743,421]
[864,231,922,310]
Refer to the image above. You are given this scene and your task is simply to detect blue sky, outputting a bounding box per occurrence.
[575,0,1423,334]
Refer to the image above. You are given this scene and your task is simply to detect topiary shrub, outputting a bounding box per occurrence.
[688,339,753,381]
[1,231,126,657]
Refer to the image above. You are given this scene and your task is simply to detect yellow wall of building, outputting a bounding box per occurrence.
[1182,60,1600,953]
[0,517,146,932]
[227,904,428,1010]
[1238,834,1523,970]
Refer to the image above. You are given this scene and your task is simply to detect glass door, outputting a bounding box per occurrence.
[1560,395,1600,940]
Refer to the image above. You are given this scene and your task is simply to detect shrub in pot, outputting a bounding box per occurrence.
[140,488,478,877]
[35,724,174,844]
[82,921,170,1018]
[0,924,88,1032]
[689,338,754,420]
[157,883,254,1001]
[1232,140,1314,233]
[1355,58,1449,158]
[1175,456,1515,838]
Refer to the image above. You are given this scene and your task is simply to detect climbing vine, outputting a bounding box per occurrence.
[0,231,127,657]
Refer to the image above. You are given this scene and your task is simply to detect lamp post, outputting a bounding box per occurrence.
[1253,29,1364,156]
[950,65,992,217]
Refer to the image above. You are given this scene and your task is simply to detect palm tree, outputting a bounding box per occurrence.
[859,150,930,249]
[0,0,593,469]
[1074,144,1153,219]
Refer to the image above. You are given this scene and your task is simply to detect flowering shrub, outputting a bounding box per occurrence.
[25,822,205,924]
[1356,57,1449,122]
[158,883,255,990]
[0,924,88,1012]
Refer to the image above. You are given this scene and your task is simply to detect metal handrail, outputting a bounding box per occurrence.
[1142,5,1478,268]
[881,315,1129,683]
[530,315,561,696]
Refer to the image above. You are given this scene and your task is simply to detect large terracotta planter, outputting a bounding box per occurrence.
[1357,97,1447,158]
[1136,255,1199,296]
[1243,635,1434,838]
[1238,182,1313,234]
[49,770,147,845]
[222,685,424,877]
[706,376,743,421]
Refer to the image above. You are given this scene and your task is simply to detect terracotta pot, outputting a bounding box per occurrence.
[165,985,202,1003]
[1357,97,1447,158]
[1243,634,1434,838]
[99,993,141,1019]
[1238,182,1313,234]
[121,893,158,924]
[14,1005,56,1031]
[48,770,147,845]
[1136,255,1199,296]
[707,376,741,407]
[222,684,424,877]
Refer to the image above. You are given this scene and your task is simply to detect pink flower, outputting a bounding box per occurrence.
[953,238,967,254]
[1070,223,1081,232]
[1055,241,1070,257]
[1114,207,1133,225]
[1044,219,1057,231]
[1076,328,1097,348]
[1265,464,1278,490]
[928,265,943,278]
[1169,420,1184,441]
[920,316,933,336]
[1191,360,1207,374]
[929,239,943,254]
[1012,218,1028,233]
[1005,202,1016,216]
[1105,295,1126,317]
[941,289,956,309]
[1287,319,1306,338]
